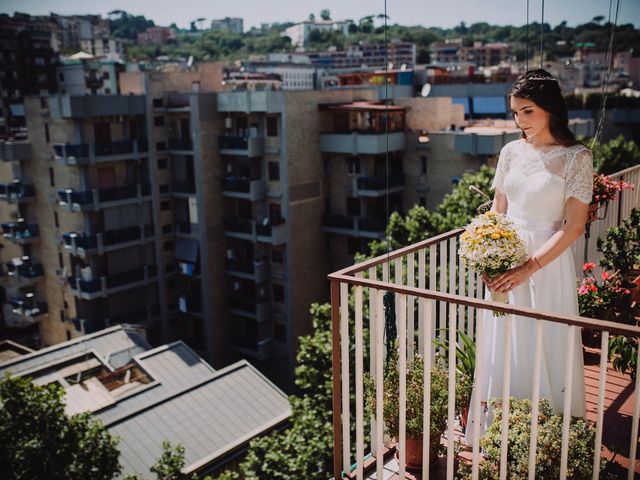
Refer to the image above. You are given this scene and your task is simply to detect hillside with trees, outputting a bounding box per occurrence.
[114,10,639,64]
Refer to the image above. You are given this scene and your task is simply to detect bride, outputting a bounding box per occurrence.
[466,69,593,439]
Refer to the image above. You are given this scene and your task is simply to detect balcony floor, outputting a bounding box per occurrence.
[363,345,639,479]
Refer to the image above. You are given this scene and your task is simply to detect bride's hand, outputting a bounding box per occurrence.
[486,260,537,294]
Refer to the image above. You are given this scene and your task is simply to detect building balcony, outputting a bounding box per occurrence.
[175,222,199,238]
[168,137,193,152]
[229,295,270,322]
[230,337,272,362]
[49,95,146,118]
[226,258,269,283]
[354,175,404,197]
[1,221,39,244]
[217,90,284,113]
[0,140,31,162]
[57,183,151,211]
[453,131,520,155]
[223,218,287,246]
[171,180,196,196]
[218,135,264,157]
[327,165,640,480]
[322,215,387,239]
[3,297,47,328]
[4,262,45,287]
[52,139,148,165]
[319,131,405,155]
[0,181,35,203]
[62,225,154,257]
[165,92,191,110]
[221,177,266,201]
[67,265,158,300]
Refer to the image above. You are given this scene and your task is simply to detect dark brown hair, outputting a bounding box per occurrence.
[509,69,577,147]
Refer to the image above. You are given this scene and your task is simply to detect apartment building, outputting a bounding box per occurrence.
[2,58,524,389]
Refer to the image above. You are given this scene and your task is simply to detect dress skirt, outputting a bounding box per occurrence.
[465,216,586,442]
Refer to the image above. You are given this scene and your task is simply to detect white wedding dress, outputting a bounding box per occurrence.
[466,139,593,441]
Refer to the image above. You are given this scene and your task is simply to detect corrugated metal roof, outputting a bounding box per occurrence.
[0,326,149,377]
[108,360,291,477]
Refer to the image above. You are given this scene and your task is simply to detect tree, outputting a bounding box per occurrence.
[591,135,640,175]
[0,375,121,480]
[320,9,331,21]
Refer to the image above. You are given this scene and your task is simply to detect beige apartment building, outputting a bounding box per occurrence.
[0,65,520,389]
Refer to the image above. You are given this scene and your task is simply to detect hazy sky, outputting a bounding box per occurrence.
[3,0,639,30]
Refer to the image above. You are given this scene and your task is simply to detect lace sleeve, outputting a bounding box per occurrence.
[491,144,510,192]
[565,147,594,204]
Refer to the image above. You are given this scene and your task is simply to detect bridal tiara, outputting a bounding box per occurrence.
[527,74,558,82]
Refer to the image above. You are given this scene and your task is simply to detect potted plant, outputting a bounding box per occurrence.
[588,173,634,223]
[364,341,450,470]
[457,397,615,479]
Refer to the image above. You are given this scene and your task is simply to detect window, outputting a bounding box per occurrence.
[156,141,167,151]
[60,310,65,323]
[162,224,172,234]
[274,323,287,343]
[346,197,361,216]
[157,158,168,169]
[165,264,176,274]
[347,237,361,255]
[419,196,427,208]
[154,116,165,127]
[266,116,278,137]
[272,283,285,303]
[152,98,164,108]
[54,211,59,228]
[167,280,175,290]
[346,157,361,175]
[323,157,330,175]
[271,247,284,264]
[420,155,428,175]
[159,184,170,194]
[268,162,280,181]
[58,252,63,269]
[44,123,50,142]
[49,167,55,187]
[160,200,171,211]
[58,72,65,82]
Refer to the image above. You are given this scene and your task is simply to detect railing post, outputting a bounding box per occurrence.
[331,279,343,480]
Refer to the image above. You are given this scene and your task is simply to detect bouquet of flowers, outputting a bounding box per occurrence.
[459,211,529,315]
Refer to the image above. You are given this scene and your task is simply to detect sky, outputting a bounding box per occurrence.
[3,0,639,30]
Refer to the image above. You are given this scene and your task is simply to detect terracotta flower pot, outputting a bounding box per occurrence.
[396,435,441,471]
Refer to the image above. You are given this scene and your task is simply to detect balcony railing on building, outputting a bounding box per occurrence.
[223,218,287,246]
[230,337,272,362]
[226,258,269,283]
[1,221,39,244]
[3,295,47,328]
[168,137,193,152]
[328,164,640,480]
[221,177,266,201]
[166,92,191,110]
[0,180,35,203]
[218,135,265,157]
[229,294,270,323]
[2,259,44,287]
[62,225,154,257]
[322,214,387,239]
[52,139,148,165]
[0,140,31,162]
[354,175,404,197]
[57,183,151,211]
[67,265,158,300]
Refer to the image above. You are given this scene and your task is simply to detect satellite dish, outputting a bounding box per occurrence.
[421,83,432,98]
[187,55,194,68]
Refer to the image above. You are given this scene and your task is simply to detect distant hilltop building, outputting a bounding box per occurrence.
[283,19,353,48]
[431,40,511,68]
[137,26,177,46]
[210,17,244,35]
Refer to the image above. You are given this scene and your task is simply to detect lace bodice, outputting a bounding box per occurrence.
[491,140,593,227]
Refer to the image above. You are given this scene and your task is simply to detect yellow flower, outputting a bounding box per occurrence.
[491,233,501,240]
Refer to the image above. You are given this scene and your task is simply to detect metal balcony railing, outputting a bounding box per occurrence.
[1,222,39,243]
[0,181,35,202]
[329,165,640,480]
